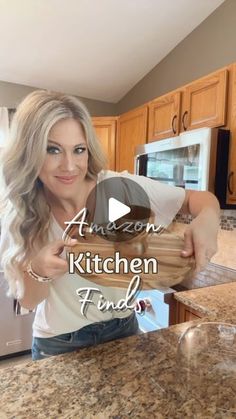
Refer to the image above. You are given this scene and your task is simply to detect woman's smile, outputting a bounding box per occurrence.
[55,175,78,185]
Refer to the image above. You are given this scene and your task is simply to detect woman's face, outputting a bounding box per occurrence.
[39,118,89,199]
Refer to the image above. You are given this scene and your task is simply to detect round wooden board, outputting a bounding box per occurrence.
[66,229,195,289]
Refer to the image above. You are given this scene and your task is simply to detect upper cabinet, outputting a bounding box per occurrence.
[147,68,228,142]
[116,105,148,173]
[92,65,234,197]
[180,68,228,132]
[92,117,117,171]
[148,91,181,141]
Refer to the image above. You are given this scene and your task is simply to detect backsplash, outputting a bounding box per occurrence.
[174,209,236,231]
[181,262,236,290]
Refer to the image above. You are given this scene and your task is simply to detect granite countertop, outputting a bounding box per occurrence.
[1,283,236,418]
[174,281,236,324]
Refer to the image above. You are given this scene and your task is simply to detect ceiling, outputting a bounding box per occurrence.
[0,0,225,103]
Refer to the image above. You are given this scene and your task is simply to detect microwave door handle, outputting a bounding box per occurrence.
[136,155,148,176]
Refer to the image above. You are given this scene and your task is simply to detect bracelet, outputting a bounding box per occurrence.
[26,261,52,283]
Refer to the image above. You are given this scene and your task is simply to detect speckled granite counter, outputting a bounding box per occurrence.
[1,283,236,419]
[174,281,236,324]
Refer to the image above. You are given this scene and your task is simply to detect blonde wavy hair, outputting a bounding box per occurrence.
[0,90,106,299]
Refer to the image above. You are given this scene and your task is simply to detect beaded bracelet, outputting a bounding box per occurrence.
[26,261,52,283]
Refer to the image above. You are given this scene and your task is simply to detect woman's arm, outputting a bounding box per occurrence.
[19,274,49,310]
[180,190,220,272]
[19,238,78,310]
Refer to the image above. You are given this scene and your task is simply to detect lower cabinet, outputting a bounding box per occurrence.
[176,301,203,323]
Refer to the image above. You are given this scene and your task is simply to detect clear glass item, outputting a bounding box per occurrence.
[176,322,236,415]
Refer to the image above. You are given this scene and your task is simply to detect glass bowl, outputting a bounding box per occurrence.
[175,322,236,414]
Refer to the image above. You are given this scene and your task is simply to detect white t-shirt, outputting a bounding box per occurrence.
[0,170,185,338]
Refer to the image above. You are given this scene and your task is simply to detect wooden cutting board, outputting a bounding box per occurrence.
[66,228,195,289]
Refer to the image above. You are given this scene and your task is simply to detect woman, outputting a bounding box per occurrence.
[0,91,220,360]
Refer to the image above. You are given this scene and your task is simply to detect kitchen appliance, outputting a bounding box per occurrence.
[0,273,34,357]
[135,127,233,208]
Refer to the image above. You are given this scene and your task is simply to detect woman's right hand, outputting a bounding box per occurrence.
[30,238,78,279]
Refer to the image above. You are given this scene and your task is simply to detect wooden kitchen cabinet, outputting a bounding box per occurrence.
[147,68,228,141]
[180,68,228,132]
[92,117,117,171]
[148,91,181,141]
[116,105,148,173]
[92,65,233,194]
[177,301,203,323]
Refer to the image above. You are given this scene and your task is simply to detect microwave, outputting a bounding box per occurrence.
[135,127,234,209]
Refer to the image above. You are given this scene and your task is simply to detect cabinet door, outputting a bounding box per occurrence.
[177,302,202,323]
[92,117,117,171]
[116,105,148,173]
[148,91,181,141]
[181,69,228,132]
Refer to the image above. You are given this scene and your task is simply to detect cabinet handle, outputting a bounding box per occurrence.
[135,155,140,175]
[172,115,177,134]
[227,171,234,195]
[182,111,188,131]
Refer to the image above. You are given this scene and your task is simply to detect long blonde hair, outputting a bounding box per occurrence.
[0,90,106,299]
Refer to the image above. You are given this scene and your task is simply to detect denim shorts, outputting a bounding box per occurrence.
[32,312,139,361]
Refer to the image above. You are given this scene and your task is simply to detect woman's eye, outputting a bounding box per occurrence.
[46,146,61,154]
[74,147,86,154]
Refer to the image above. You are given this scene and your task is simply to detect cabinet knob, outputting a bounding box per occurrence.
[172,115,177,134]
[182,111,188,131]
[227,171,234,195]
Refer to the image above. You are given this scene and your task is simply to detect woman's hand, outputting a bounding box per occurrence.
[181,208,219,273]
[31,238,78,279]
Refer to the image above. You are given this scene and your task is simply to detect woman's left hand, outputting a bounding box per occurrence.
[181,209,219,273]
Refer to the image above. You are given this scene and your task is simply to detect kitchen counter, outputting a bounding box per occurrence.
[1,283,236,418]
[174,281,236,323]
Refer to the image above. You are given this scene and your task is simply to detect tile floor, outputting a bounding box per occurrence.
[0,352,32,369]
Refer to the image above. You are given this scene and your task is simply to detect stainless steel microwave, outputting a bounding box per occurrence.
[135,127,233,209]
